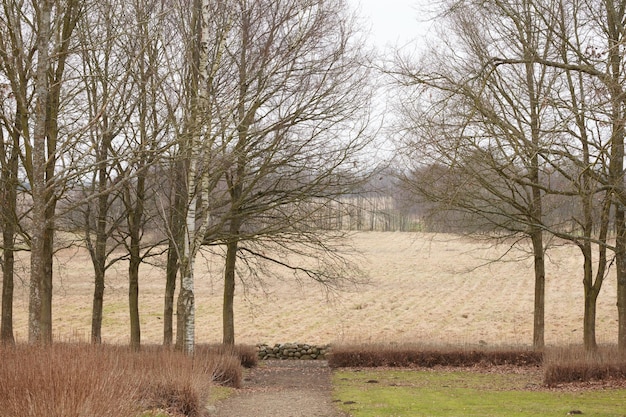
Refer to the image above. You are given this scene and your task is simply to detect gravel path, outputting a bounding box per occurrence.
[209,360,349,417]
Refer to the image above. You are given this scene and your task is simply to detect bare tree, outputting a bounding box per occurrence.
[0,1,41,344]
[0,0,31,343]
[15,0,82,343]
[204,0,374,346]
[0,110,19,344]
[395,0,626,351]
[545,0,613,351]
[73,0,139,344]
[602,0,626,352]
[173,0,233,354]
[491,0,626,350]
[392,0,562,349]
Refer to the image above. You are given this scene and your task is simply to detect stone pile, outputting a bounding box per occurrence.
[257,343,330,360]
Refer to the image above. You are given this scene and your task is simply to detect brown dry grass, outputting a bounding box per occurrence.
[544,345,626,385]
[3,232,619,347]
[0,343,242,417]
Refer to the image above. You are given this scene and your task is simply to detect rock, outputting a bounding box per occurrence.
[256,342,332,360]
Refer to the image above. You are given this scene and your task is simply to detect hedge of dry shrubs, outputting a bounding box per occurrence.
[328,343,626,386]
[543,345,626,386]
[0,343,257,417]
[328,343,543,368]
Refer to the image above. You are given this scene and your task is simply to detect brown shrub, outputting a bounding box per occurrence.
[328,343,542,368]
[140,381,201,416]
[196,343,258,369]
[544,346,626,385]
[0,343,242,417]
[0,343,141,417]
[197,350,243,388]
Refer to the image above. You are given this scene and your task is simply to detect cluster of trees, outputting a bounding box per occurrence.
[393,0,626,351]
[5,0,625,355]
[0,0,374,353]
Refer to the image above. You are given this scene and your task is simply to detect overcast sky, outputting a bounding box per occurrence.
[349,0,434,52]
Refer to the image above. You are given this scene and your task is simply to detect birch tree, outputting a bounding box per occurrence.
[175,0,231,354]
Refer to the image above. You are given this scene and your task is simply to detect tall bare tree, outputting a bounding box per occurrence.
[0,0,31,343]
[174,0,232,354]
[603,0,626,352]
[74,0,139,344]
[395,0,626,351]
[22,0,82,343]
[393,0,560,349]
[492,0,626,350]
[207,0,373,346]
[0,111,19,344]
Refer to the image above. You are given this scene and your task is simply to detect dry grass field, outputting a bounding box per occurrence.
[4,232,619,347]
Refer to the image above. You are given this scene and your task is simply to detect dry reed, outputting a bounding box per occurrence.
[0,343,243,417]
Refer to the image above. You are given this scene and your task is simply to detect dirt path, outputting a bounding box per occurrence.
[209,360,348,417]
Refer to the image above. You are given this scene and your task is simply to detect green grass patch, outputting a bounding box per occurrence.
[333,369,626,417]
[206,385,234,404]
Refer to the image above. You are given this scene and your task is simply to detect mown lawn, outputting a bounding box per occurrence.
[332,369,626,417]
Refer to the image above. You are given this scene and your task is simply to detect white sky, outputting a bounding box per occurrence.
[349,0,434,52]
[346,0,439,162]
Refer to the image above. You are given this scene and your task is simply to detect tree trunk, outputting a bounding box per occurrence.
[89,127,112,344]
[40,217,55,343]
[87,190,107,344]
[176,148,199,355]
[616,206,626,350]
[1,227,15,344]
[164,240,177,346]
[583,290,598,351]
[581,242,595,350]
[605,0,626,352]
[91,266,105,344]
[176,254,195,354]
[164,161,185,346]
[89,196,108,344]
[1,127,18,344]
[128,172,146,351]
[223,235,239,346]
[129,250,141,351]
[531,230,545,350]
[29,0,52,344]
[612,166,625,351]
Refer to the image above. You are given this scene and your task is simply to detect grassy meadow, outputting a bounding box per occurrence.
[332,368,626,417]
[4,231,619,347]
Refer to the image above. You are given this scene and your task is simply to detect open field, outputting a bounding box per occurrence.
[3,232,619,346]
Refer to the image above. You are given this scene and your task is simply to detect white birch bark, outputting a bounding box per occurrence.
[177,0,227,354]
